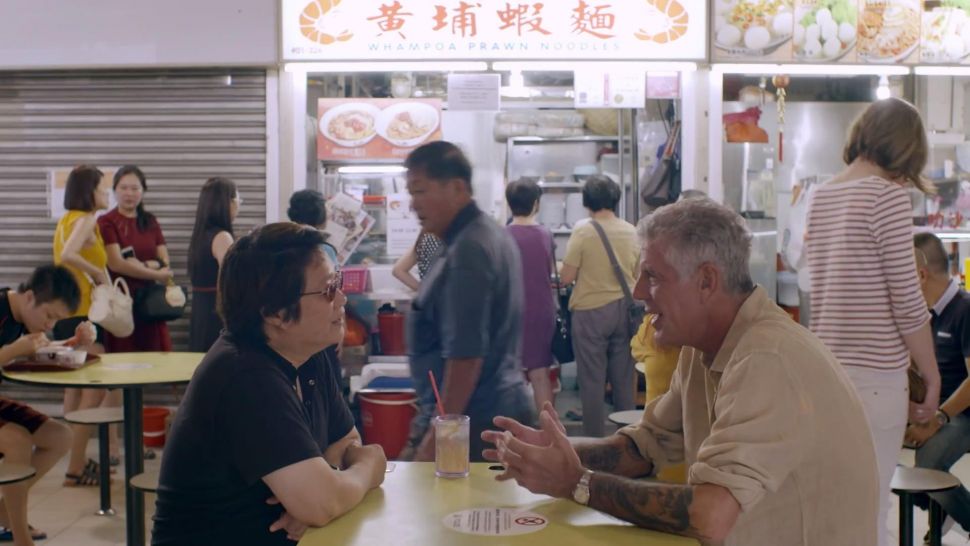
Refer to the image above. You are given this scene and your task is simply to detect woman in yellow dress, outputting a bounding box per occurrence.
[53,165,121,486]
[630,314,686,483]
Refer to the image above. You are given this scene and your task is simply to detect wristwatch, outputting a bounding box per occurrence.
[572,469,594,505]
[935,409,951,427]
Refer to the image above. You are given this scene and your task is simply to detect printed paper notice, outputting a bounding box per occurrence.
[385,193,420,257]
[447,74,501,111]
[443,509,548,536]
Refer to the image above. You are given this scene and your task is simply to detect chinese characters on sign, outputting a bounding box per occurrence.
[433,2,483,37]
[367,1,413,39]
[282,0,707,60]
[571,1,614,39]
[496,3,551,36]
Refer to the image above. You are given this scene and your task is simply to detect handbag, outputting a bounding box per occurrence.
[87,269,135,337]
[590,220,645,337]
[135,281,186,322]
[908,363,926,404]
[549,241,574,364]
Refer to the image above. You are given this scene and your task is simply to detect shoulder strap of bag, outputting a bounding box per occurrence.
[590,220,635,304]
[549,237,565,310]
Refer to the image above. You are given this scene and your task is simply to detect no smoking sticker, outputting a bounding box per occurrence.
[443,508,548,536]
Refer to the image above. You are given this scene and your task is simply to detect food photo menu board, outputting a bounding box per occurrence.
[317,98,443,161]
[714,0,796,61]
[921,0,970,63]
[712,0,970,64]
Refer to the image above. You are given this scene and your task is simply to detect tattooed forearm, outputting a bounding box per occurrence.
[588,474,714,543]
[577,443,621,471]
[575,434,653,477]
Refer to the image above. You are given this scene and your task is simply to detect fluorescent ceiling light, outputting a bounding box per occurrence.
[712,64,910,76]
[491,61,697,72]
[336,166,407,174]
[927,232,970,241]
[285,62,488,73]
[914,66,970,76]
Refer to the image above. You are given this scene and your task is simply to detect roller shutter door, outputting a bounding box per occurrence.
[0,69,268,405]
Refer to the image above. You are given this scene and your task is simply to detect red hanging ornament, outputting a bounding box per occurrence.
[771,75,790,163]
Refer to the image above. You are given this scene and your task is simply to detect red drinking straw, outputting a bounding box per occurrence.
[428,370,445,417]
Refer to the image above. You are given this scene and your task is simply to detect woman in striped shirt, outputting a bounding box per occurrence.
[806,97,941,546]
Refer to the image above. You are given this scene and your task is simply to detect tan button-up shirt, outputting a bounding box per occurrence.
[619,287,878,546]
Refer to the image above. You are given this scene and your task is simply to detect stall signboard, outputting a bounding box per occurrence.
[317,98,443,161]
[283,0,707,61]
[712,0,968,65]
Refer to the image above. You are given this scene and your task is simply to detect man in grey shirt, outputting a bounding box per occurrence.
[403,141,534,462]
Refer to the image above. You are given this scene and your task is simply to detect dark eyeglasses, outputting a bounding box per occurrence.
[301,270,343,302]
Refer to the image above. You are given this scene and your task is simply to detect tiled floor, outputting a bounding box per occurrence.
[18,378,970,545]
[19,443,160,545]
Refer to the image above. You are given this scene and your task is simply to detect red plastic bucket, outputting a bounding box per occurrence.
[143,407,170,448]
[358,390,416,459]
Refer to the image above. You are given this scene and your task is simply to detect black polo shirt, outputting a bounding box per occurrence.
[152,333,355,546]
[0,289,26,347]
[931,285,970,417]
[408,202,533,449]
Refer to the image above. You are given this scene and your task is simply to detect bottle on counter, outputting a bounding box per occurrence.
[743,157,776,219]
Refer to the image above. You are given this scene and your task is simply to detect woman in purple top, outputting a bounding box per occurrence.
[506,179,556,411]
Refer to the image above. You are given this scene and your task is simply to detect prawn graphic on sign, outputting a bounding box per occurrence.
[634,0,689,43]
[299,0,353,45]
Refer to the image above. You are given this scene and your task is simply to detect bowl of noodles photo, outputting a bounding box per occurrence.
[377,102,440,148]
[320,103,381,148]
[857,0,920,63]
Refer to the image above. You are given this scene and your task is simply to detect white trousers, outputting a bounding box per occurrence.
[844,366,908,546]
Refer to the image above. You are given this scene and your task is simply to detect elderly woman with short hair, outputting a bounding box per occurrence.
[560,175,639,437]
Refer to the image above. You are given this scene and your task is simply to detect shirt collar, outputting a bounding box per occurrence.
[443,201,481,245]
[226,332,307,382]
[933,279,960,316]
[708,286,769,373]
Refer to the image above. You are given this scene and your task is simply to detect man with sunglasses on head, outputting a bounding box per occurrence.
[152,223,386,546]
[402,141,535,463]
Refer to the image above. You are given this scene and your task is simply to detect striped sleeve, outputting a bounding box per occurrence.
[871,185,930,335]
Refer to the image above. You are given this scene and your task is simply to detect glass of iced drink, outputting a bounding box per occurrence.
[434,414,470,478]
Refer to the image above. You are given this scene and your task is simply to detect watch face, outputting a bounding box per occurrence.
[573,486,590,505]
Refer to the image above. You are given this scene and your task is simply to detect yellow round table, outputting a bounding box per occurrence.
[2,351,203,546]
[298,462,698,546]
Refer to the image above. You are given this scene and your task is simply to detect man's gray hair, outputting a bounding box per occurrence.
[639,199,754,294]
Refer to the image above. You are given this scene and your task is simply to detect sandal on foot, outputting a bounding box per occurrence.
[0,525,48,541]
[63,459,102,487]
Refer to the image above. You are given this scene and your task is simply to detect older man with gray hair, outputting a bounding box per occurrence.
[482,198,879,545]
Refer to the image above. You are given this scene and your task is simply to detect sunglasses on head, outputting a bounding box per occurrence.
[300,270,343,302]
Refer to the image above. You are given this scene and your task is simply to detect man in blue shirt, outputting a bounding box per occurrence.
[907,233,970,538]
[403,141,534,462]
